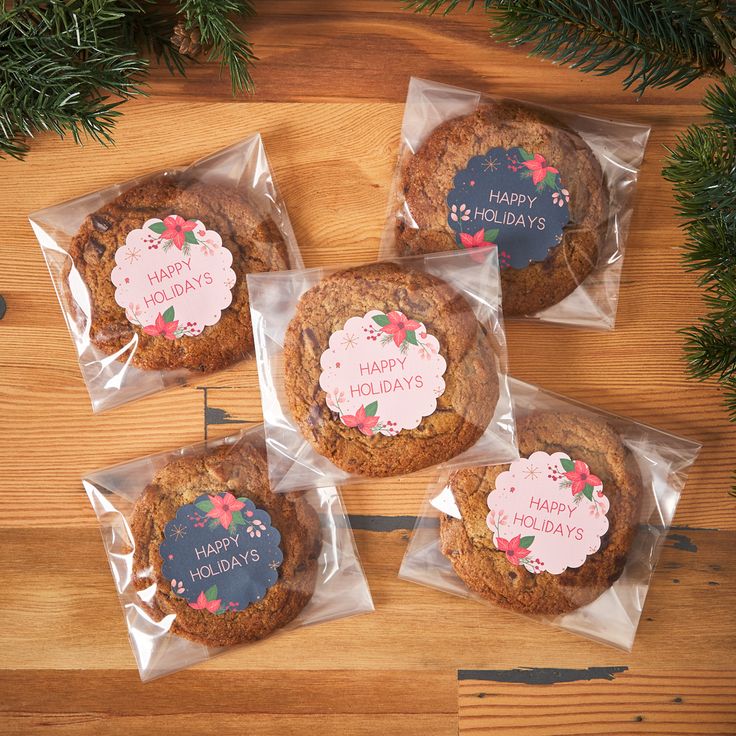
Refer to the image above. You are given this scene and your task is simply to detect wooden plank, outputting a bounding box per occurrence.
[3,714,455,736]
[143,1,712,106]
[0,527,731,671]
[458,669,736,735]
[1,669,456,736]
[1,668,455,714]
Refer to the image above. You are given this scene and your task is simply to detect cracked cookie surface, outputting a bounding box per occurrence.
[283,262,500,477]
[440,411,642,614]
[395,102,607,317]
[130,440,321,647]
[67,177,290,372]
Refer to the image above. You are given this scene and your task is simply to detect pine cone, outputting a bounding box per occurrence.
[171,19,207,58]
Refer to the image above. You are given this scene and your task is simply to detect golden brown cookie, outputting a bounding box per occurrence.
[283,262,500,477]
[67,176,290,372]
[130,440,321,647]
[395,102,607,316]
[440,411,642,615]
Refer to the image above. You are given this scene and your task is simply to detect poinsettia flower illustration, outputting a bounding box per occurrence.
[459,228,496,249]
[161,215,197,249]
[496,534,531,566]
[189,590,221,613]
[563,460,602,496]
[522,153,559,186]
[380,310,421,347]
[341,405,379,436]
[143,313,179,339]
[206,492,245,530]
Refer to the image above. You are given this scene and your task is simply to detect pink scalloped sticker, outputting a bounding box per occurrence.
[486,451,610,575]
[319,310,447,436]
[111,215,236,339]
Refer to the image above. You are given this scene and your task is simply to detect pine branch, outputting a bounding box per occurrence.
[679,217,736,284]
[664,124,736,224]
[683,320,736,384]
[177,0,257,94]
[0,1,148,159]
[665,75,736,438]
[0,0,260,159]
[122,3,187,76]
[408,0,734,94]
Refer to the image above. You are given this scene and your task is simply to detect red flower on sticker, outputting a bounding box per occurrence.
[563,460,602,496]
[341,405,379,436]
[189,590,221,613]
[206,492,245,530]
[161,215,197,250]
[459,228,495,249]
[496,534,531,566]
[143,312,179,340]
[521,153,559,186]
[380,310,421,347]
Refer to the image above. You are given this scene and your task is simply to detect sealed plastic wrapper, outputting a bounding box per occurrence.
[382,77,650,329]
[400,378,700,650]
[84,425,373,681]
[247,248,517,492]
[31,133,302,412]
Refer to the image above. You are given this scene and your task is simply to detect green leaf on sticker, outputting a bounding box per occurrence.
[519,535,535,549]
[404,330,418,346]
[372,314,390,327]
[486,228,500,242]
[582,484,594,501]
[149,221,166,234]
[205,585,218,601]
[545,171,557,188]
[230,510,245,528]
[185,230,198,245]
[162,305,175,323]
[196,499,214,513]
[364,401,378,417]
[518,147,534,161]
[559,458,575,472]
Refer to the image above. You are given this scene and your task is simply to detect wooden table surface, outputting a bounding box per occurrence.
[1,3,734,734]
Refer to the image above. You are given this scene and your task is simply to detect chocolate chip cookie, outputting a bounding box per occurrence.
[67,176,290,372]
[440,411,642,614]
[130,439,321,647]
[283,262,500,477]
[395,102,607,316]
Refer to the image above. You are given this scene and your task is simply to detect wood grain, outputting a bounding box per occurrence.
[0,1,733,734]
[458,669,736,735]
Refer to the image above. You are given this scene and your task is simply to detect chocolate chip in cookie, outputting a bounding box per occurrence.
[283,262,500,477]
[440,411,642,614]
[395,102,607,317]
[130,440,321,647]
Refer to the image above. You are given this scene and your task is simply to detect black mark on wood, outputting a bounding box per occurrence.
[665,533,698,553]
[348,514,422,532]
[197,386,247,440]
[457,666,628,685]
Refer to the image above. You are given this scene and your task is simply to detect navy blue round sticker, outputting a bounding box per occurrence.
[446,146,570,269]
[160,492,283,615]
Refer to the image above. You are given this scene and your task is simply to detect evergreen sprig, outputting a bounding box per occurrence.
[409,0,736,94]
[663,75,736,434]
[178,0,257,94]
[0,0,257,159]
